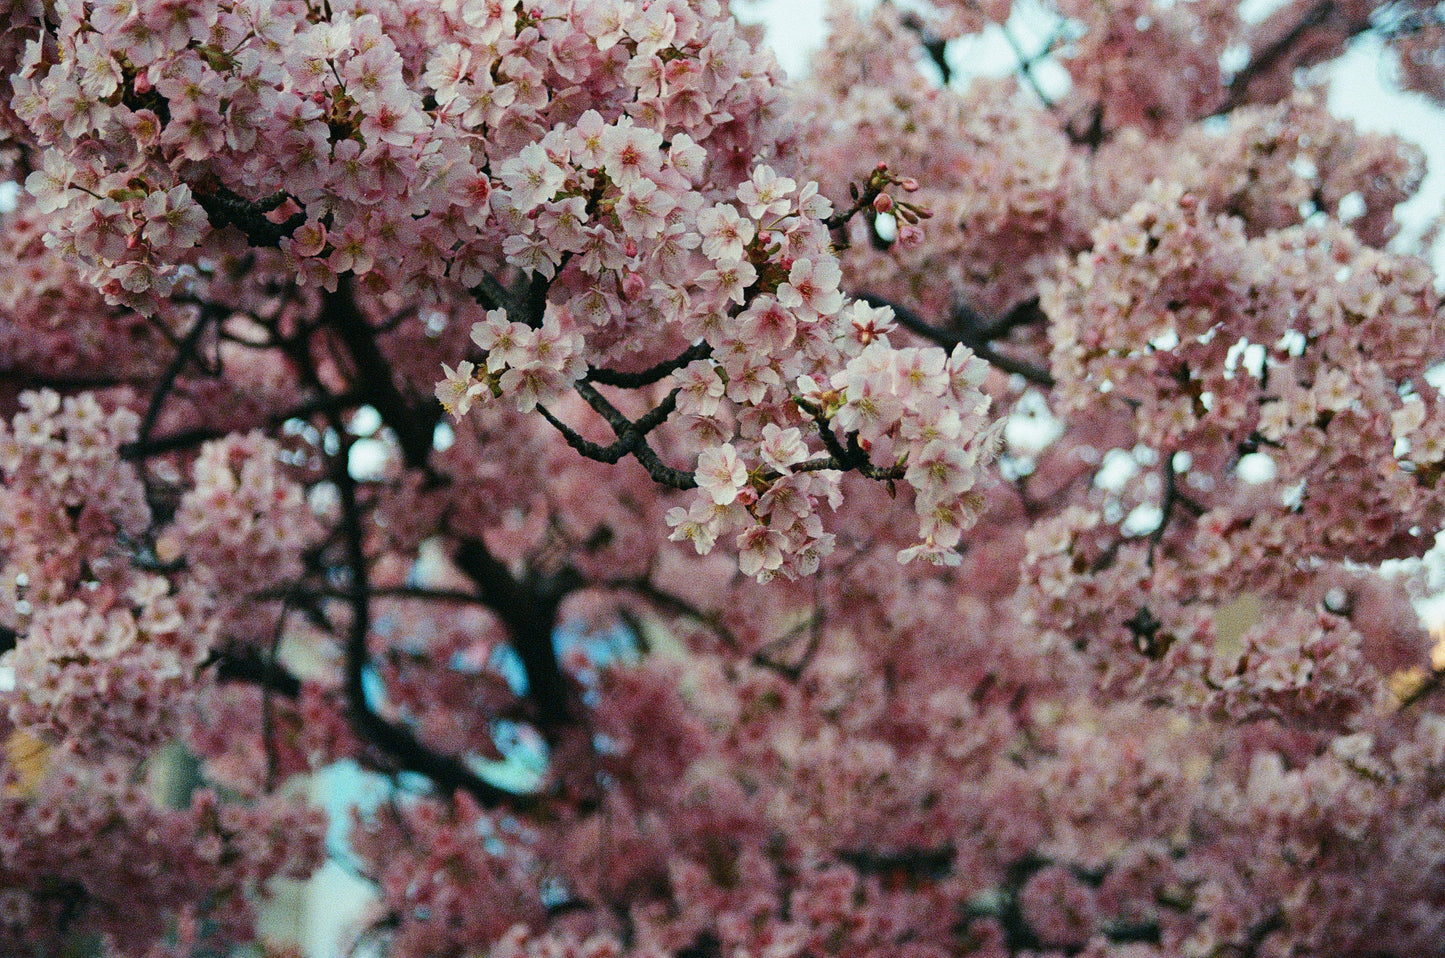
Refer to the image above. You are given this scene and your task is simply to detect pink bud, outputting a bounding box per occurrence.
[621,271,645,300]
[872,192,894,214]
[899,177,920,192]
[897,223,924,248]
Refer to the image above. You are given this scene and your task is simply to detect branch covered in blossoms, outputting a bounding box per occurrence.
[192,186,307,248]
[2,1,1445,957]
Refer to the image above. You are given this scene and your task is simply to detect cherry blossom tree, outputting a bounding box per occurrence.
[2,0,1445,956]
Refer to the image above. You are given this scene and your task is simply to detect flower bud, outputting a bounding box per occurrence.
[897,223,924,248]
[621,271,645,300]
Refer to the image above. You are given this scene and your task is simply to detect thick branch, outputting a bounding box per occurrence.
[193,186,306,247]
[121,390,365,460]
[453,537,581,731]
[1149,455,1205,553]
[608,576,740,650]
[794,400,906,483]
[267,302,536,808]
[900,13,953,85]
[330,440,534,808]
[566,381,697,489]
[838,844,954,881]
[321,275,438,469]
[1217,0,1374,114]
[585,341,713,389]
[207,645,302,698]
[132,305,221,450]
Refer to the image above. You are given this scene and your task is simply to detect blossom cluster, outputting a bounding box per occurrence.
[6,0,788,310]
[0,198,172,382]
[1052,0,1238,136]
[1047,183,1445,564]
[799,5,1090,319]
[0,758,324,956]
[441,138,1003,576]
[3,0,1010,575]
[0,393,206,761]
[160,430,322,641]
[0,390,151,624]
[4,577,215,759]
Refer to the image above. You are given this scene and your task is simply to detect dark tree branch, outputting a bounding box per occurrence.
[453,537,582,732]
[536,387,687,483]
[271,301,534,808]
[207,645,302,698]
[633,387,681,433]
[320,275,439,470]
[522,270,553,328]
[585,341,713,389]
[193,185,306,247]
[1396,665,1445,710]
[133,305,222,450]
[564,380,697,489]
[255,583,491,606]
[1148,454,1205,562]
[0,370,144,393]
[974,297,1048,343]
[1005,38,1054,110]
[1216,0,1375,115]
[838,844,954,881]
[900,13,953,85]
[856,292,1056,387]
[469,273,523,316]
[330,435,535,808]
[793,399,906,483]
[1220,1,1336,113]
[630,438,698,489]
[120,390,365,460]
[751,611,823,682]
[536,403,626,463]
[607,576,741,650]
[1161,458,1206,519]
[261,602,291,789]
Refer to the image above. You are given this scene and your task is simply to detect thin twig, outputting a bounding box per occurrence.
[1000,21,1055,109]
